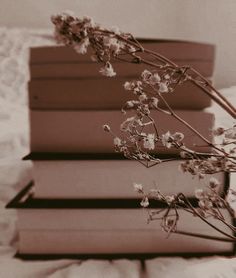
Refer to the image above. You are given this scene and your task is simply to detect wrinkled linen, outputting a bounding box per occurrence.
[0,26,236,277]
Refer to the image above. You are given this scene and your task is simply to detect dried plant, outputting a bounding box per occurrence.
[51,12,236,242]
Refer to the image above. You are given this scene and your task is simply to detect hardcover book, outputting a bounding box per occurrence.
[29,110,215,154]
[7,183,234,256]
[30,40,215,65]
[28,78,213,110]
[24,155,226,199]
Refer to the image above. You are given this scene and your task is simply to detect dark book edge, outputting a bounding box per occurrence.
[5,182,197,209]
[23,152,188,161]
[23,152,127,160]
[15,249,233,261]
[6,179,228,209]
[5,181,34,209]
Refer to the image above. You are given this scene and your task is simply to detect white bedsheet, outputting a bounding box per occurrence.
[0,26,236,277]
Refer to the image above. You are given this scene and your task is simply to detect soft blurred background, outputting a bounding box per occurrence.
[1,0,236,88]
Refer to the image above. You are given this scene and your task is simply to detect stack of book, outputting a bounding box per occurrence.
[7,40,235,257]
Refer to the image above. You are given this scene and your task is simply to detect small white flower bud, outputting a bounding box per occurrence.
[209,177,219,188]
[140,196,149,208]
[103,124,111,132]
[195,188,204,199]
[173,132,184,142]
[113,137,122,146]
[124,81,133,90]
[150,97,159,108]
[159,82,168,93]
[133,183,144,193]
[213,127,225,136]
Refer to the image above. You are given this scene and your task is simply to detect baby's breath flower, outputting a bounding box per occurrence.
[180,151,188,158]
[99,62,116,77]
[103,37,121,55]
[126,101,134,108]
[141,69,152,81]
[159,82,168,93]
[128,45,136,53]
[73,37,90,54]
[140,104,150,115]
[165,195,175,204]
[139,93,147,102]
[164,74,170,80]
[161,131,172,148]
[143,134,155,150]
[195,188,204,199]
[120,116,135,131]
[213,127,225,136]
[82,15,95,28]
[90,55,98,62]
[172,132,184,142]
[103,124,111,132]
[62,10,75,17]
[141,70,161,85]
[110,26,120,35]
[150,189,162,200]
[133,183,144,193]
[150,97,159,108]
[124,81,133,91]
[199,173,205,179]
[113,137,122,146]
[150,73,161,84]
[199,199,213,210]
[140,196,149,208]
[209,177,220,189]
[225,127,236,139]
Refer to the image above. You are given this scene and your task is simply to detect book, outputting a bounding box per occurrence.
[26,157,226,199]
[28,78,212,110]
[18,221,233,255]
[30,40,215,64]
[7,183,234,256]
[29,110,215,154]
[30,61,213,79]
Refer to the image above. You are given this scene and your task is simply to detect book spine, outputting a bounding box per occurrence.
[28,78,212,110]
[29,110,214,154]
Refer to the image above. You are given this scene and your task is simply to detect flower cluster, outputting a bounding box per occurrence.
[51,12,140,78]
[52,12,236,242]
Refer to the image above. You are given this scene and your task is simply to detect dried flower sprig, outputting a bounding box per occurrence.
[135,181,236,242]
[52,12,236,242]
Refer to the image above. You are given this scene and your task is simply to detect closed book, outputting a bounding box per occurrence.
[29,110,215,154]
[28,79,212,110]
[18,219,233,255]
[7,183,234,256]
[30,40,215,64]
[26,158,226,199]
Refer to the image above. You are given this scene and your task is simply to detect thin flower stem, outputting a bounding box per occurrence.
[174,230,235,242]
[53,14,236,243]
[178,193,236,240]
[190,78,236,118]
[98,28,236,118]
[150,85,229,156]
[189,67,236,115]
